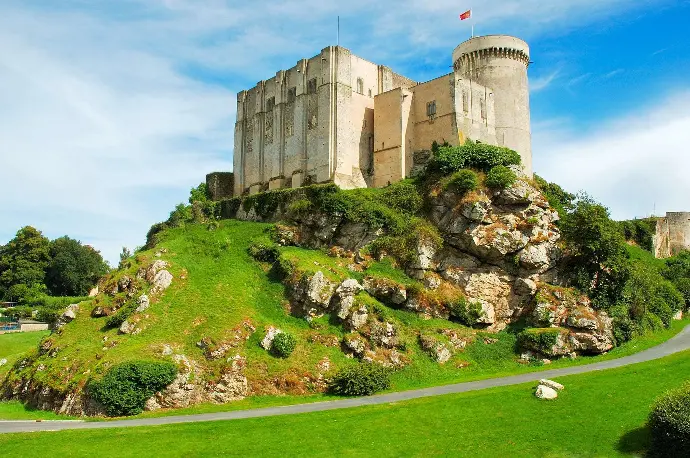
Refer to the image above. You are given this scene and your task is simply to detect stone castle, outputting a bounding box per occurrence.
[654,212,690,258]
[232,35,532,196]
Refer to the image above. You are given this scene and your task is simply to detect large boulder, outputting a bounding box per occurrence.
[289,271,336,317]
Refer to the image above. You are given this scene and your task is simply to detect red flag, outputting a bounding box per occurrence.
[460,9,471,20]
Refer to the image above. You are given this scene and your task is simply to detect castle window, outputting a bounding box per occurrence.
[266,96,275,111]
[480,98,487,120]
[287,87,297,104]
[356,78,364,95]
[462,91,469,114]
[368,88,372,98]
[307,78,317,94]
[426,100,436,118]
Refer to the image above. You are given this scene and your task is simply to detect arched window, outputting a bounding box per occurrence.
[356,78,364,95]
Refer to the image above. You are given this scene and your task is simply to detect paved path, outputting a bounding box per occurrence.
[3,324,690,434]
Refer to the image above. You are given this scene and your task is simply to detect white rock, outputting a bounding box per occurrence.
[162,344,173,356]
[151,270,173,295]
[539,379,564,391]
[535,384,558,400]
[260,326,283,350]
[119,320,137,335]
[674,310,683,320]
[0,358,7,366]
[134,294,150,313]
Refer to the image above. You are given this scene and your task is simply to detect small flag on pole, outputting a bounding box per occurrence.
[460,9,471,20]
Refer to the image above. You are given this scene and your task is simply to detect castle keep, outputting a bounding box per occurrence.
[233,35,532,196]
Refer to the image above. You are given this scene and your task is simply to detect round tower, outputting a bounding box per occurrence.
[452,35,532,175]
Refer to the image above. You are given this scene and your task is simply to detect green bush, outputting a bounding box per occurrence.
[518,328,565,353]
[379,180,423,214]
[448,296,483,326]
[105,303,136,329]
[618,218,657,252]
[88,361,177,416]
[271,332,297,358]
[287,199,313,216]
[445,169,478,194]
[247,242,279,263]
[329,363,391,396]
[485,165,517,189]
[648,382,690,456]
[432,141,521,174]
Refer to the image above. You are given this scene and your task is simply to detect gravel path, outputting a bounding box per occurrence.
[2,324,689,434]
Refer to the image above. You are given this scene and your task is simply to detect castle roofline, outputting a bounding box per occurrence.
[452,35,529,63]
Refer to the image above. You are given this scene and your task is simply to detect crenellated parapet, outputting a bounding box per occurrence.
[453,46,530,71]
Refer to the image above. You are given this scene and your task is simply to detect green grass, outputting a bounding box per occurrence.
[2,350,690,457]
[0,331,49,379]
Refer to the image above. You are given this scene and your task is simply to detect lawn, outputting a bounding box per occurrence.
[2,349,689,457]
[0,331,49,379]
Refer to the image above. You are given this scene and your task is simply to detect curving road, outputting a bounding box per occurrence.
[2,324,690,434]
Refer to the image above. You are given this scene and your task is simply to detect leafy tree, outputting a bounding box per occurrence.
[45,236,109,296]
[560,195,630,309]
[534,174,575,219]
[119,247,132,270]
[189,183,210,204]
[0,226,51,301]
[663,251,690,306]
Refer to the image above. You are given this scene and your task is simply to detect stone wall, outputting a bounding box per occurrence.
[654,212,690,258]
[206,172,234,201]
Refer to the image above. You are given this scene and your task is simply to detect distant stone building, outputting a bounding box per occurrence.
[233,35,532,196]
[654,212,690,258]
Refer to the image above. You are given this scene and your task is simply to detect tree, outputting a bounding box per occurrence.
[119,247,132,270]
[0,226,51,300]
[189,183,210,204]
[45,236,109,296]
[560,195,630,309]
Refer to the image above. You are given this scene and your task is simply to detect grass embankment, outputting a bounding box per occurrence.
[1,219,688,421]
[2,350,689,457]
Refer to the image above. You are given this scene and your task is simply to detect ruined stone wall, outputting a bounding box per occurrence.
[654,212,690,258]
[206,172,234,201]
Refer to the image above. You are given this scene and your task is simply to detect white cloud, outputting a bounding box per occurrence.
[0,0,679,263]
[534,90,690,220]
[530,69,561,92]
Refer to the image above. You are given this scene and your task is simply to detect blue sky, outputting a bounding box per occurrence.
[1,0,689,265]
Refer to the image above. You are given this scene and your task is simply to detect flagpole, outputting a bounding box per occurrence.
[471,8,474,37]
[337,16,340,46]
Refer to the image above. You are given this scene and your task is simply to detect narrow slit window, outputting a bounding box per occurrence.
[307,78,317,94]
[356,78,364,95]
[266,96,275,111]
[426,100,436,118]
[287,87,297,104]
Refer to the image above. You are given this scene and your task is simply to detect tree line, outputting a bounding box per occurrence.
[0,226,109,302]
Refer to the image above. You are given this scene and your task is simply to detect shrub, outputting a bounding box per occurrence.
[432,141,521,174]
[518,328,565,353]
[448,296,483,326]
[271,332,297,358]
[329,363,391,396]
[88,361,177,416]
[287,199,312,216]
[533,175,575,219]
[445,169,478,194]
[485,165,517,189]
[247,242,279,263]
[105,303,136,329]
[649,382,690,456]
[379,180,423,214]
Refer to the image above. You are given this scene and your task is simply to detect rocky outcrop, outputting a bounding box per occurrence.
[521,285,614,356]
[54,304,80,329]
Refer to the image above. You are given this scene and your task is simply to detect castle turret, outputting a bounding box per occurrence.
[453,35,532,175]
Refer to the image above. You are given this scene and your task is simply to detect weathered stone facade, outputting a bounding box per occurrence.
[234,35,532,195]
[654,212,690,258]
[206,172,234,200]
